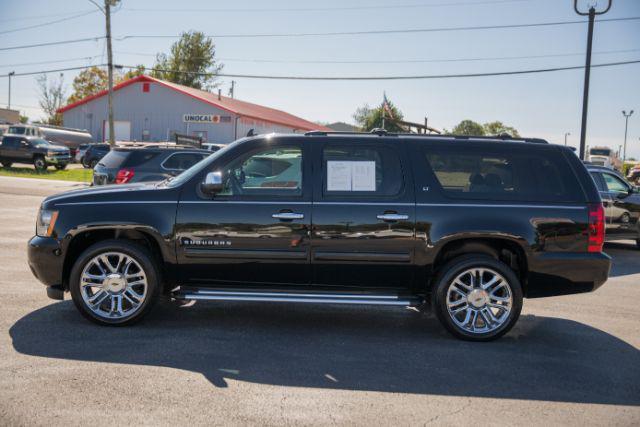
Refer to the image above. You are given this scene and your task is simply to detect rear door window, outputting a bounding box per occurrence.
[602,173,630,193]
[423,145,583,202]
[162,152,208,170]
[322,145,403,197]
[99,150,130,168]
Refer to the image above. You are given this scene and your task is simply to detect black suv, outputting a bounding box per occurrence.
[82,143,110,168]
[93,146,210,185]
[0,135,71,170]
[27,132,611,341]
[587,164,640,248]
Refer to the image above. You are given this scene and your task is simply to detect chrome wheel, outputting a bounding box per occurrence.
[446,267,513,334]
[79,251,148,320]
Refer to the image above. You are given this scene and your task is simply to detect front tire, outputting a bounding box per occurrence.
[33,156,47,171]
[55,163,67,170]
[69,240,161,326]
[0,160,12,168]
[433,255,523,341]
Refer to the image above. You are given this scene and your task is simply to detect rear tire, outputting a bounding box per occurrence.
[33,156,47,171]
[54,163,67,170]
[90,159,98,168]
[432,254,523,341]
[69,239,161,326]
[0,160,12,168]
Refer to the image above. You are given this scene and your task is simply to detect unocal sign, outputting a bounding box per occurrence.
[183,114,220,123]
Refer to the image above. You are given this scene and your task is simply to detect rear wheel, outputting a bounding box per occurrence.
[433,254,523,341]
[0,160,12,168]
[33,156,46,171]
[90,159,98,168]
[69,240,161,326]
[54,163,67,170]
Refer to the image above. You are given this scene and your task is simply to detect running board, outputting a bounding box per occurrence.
[172,287,422,307]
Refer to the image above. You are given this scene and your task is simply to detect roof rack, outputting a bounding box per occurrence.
[304,130,548,144]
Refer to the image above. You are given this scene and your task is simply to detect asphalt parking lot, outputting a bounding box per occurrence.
[0,176,638,426]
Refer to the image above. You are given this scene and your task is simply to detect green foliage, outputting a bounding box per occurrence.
[448,119,520,137]
[0,166,92,182]
[151,31,223,90]
[67,66,108,104]
[19,115,29,124]
[353,100,405,132]
[123,64,146,79]
[450,120,485,136]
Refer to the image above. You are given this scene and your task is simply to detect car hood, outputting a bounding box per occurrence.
[42,182,178,209]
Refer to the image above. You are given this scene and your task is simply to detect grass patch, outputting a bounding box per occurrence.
[0,167,93,183]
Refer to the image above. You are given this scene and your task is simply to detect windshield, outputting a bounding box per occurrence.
[590,149,611,156]
[165,140,240,188]
[8,126,26,135]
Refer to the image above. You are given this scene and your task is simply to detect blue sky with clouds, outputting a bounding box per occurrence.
[1,0,639,155]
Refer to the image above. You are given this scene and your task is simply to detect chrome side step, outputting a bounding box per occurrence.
[172,287,422,307]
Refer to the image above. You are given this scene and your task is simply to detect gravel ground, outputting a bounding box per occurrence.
[0,176,638,426]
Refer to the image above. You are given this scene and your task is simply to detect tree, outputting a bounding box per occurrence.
[150,31,223,90]
[37,74,66,126]
[19,115,29,124]
[353,98,405,132]
[67,66,108,104]
[123,64,146,80]
[483,121,520,137]
[450,119,485,136]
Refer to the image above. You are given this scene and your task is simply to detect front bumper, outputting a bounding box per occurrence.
[526,251,611,298]
[27,236,64,291]
[44,154,71,165]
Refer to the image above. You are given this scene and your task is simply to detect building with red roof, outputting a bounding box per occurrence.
[58,75,330,143]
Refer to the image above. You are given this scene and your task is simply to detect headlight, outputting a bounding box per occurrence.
[36,209,59,237]
[47,151,56,156]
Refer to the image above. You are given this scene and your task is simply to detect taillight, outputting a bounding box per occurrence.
[587,203,605,253]
[115,168,135,184]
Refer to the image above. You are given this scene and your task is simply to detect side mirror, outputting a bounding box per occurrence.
[201,171,223,195]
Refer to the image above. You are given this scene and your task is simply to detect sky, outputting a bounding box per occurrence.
[0,0,639,156]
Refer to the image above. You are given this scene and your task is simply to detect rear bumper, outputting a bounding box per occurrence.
[526,252,611,298]
[27,236,64,290]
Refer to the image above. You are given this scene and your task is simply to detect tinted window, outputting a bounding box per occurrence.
[322,145,402,196]
[220,146,302,196]
[99,150,130,168]
[8,126,26,135]
[602,173,629,193]
[123,151,161,168]
[163,153,207,170]
[424,146,583,202]
[1,137,18,148]
[590,148,611,156]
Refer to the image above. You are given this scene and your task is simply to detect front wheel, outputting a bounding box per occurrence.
[54,163,67,170]
[0,160,12,168]
[433,255,523,341]
[69,240,161,326]
[33,156,47,171]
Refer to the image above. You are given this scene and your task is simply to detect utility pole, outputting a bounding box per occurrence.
[7,71,14,109]
[622,110,634,162]
[105,0,115,146]
[574,0,612,160]
[229,80,235,98]
[564,132,570,146]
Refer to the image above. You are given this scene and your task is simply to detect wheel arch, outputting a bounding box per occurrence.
[62,225,174,292]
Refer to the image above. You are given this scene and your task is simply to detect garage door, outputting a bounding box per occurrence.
[103,121,131,142]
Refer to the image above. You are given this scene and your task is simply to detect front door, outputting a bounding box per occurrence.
[175,138,311,287]
[600,171,639,239]
[310,140,415,289]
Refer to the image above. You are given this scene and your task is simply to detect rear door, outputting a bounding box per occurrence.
[1,137,19,160]
[310,138,415,289]
[175,137,312,286]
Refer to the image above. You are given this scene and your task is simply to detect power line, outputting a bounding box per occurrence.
[0,56,102,69]
[0,10,98,36]
[123,0,534,13]
[0,37,105,52]
[116,16,640,40]
[0,64,107,78]
[114,48,640,65]
[124,59,640,80]
[0,10,94,24]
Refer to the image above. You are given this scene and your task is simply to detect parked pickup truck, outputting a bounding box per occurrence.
[27,131,611,341]
[0,134,71,171]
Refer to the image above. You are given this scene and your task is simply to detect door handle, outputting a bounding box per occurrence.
[376,213,409,222]
[272,212,304,220]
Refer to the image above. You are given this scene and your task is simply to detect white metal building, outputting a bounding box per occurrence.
[58,75,330,143]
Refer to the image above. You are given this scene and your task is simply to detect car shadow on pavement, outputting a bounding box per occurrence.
[10,300,640,405]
